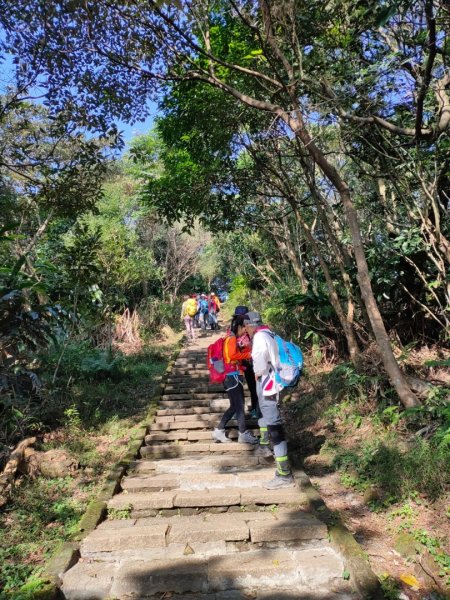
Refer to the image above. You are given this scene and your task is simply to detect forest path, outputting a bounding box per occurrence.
[61,331,358,600]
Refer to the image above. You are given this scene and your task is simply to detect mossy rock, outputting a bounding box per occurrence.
[363,485,382,505]
[393,532,419,558]
[18,581,59,600]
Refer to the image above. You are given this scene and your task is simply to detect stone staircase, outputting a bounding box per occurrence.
[61,333,358,600]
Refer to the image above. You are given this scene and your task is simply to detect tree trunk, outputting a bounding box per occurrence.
[292,207,361,366]
[285,109,420,408]
[274,230,308,292]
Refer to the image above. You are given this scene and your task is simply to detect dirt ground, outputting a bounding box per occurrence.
[305,452,449,600]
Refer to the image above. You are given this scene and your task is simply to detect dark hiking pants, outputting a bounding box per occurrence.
[218,374,246,433]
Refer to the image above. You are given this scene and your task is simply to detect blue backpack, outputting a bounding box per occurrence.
[200,299,208,313]
[268,332,304,389]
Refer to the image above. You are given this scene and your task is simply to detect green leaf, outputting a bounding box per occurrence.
[424,358,450,368]
[375,5,398,27]
[243,49,263,59]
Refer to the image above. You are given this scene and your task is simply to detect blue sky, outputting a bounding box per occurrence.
[0,49,159,148]
[118,106,158,147]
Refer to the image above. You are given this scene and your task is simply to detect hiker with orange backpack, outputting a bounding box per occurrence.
[210,314,259,444]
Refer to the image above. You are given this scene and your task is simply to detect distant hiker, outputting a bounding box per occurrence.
[244,311,294,490]
[199,293,209,330]
[193,293,201,328]
[211,291,221,311]
[209,292,220,330]
[233,305,260,419]
[181,294,197,343]
[212,315,259,445]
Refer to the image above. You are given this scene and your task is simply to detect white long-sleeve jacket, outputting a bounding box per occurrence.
[251,327,280,396]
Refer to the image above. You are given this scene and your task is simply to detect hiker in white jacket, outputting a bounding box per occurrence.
[244,311,294,490]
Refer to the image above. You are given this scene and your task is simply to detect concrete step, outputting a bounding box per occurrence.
[62,546,347,598]
[108,487,307,512]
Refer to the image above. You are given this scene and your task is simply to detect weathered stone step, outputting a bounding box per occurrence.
[156,403,253,417]
[157,407,210,416]
[149,417,256,431]
[80,510,326,561]
[122,468,276,492]
[174,359,205,364]
[170,368,209,375]
[150,419,214,431]
[130,454,264,474]
[62,546,346,598]
[108,487,307,512]
[140,442,256,458]
[186,428,259,442]
[162,393,227,401]
[164,385,224,393]
[161,392,251,401]
[157,399,233,411]
[166,374,211,382]
[146,428,259,443]
[154,413,257,424]
[158,399,210,409]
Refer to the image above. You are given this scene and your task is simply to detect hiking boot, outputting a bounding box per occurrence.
[264,472,295,490]
[238,430,258,444]
[254,444,273,458]
[212,428,232,443]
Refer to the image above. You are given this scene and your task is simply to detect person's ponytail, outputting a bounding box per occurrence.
[230,315,245,335]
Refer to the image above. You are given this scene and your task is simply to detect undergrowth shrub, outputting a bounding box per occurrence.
[138,297,181,335]
[0,339,168,456]
[321,362,450,502]
[227,275,258,313]
[0,476,86,598]
[327,363,384,404]
[333,434,449,501]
